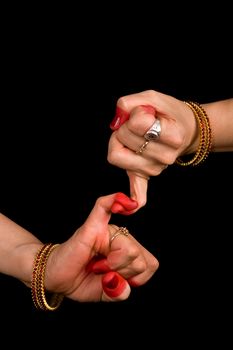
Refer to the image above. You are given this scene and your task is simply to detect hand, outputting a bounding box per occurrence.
[44,192,159,302]
[108,90,198,210]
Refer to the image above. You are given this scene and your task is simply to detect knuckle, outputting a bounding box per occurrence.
[134,259,147,273]
[151,257,159,272]
[127,116,138,132]
[143,89,156,98]
[148,167,163,176]
[124,245,140,260]
[138,198,147,208]
[95,196,105,206]
[170,133,185,149]
[159,152,177,166]
[107,150,114,164]
[116,96,129,110]
[107,151,120,167]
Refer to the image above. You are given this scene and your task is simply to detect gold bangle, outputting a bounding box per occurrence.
[176,101,212,166]
[31,243,64,311]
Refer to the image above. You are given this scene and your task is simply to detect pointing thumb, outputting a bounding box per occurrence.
[127,171,149,210]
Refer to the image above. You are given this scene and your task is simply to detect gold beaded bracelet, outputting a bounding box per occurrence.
[31,243,64,311]
[176,101,212,166]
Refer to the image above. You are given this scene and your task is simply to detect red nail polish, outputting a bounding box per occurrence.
[111,193,138,215]
[110,106,130,130]
[111,204,136,216]
[102,272,127,298]
[91,259,111,274]
[86,255,108,273]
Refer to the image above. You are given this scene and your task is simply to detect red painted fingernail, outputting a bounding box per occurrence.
[86,255,107,273]
[111,204,136,216]
[110,106,130,130]
[111,193,138,215]
[91,259,111,274]
[102,272,127,298]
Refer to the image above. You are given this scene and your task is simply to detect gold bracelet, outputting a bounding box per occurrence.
[31,243,64,311]
[176,101,212,166]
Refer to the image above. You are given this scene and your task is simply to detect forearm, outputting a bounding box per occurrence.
[203,98,233,152]
[0,213,43,287]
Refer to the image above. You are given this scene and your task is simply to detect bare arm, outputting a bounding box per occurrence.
[0,213,42,286]
[203,99,233,152]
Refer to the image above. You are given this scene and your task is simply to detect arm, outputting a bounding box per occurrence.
[203,99,233,152]
[0,213,42,287]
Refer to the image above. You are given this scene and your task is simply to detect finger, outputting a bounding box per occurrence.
[83,193,138,233]
[120,253,159,287]
[127,268,157,288]
[116,112,180,150]
[110,104,156,130]
[115,90,169,117]
[127,255,159,287]
[110,106,130,130]
[110,192,138,216]
[127,171,148,209]
[101,271,131,301]
[86,257,111,274]
[109,131,175,171]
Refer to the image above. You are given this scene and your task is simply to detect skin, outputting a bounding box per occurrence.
[0,192,159,303]
[108,90,233,211]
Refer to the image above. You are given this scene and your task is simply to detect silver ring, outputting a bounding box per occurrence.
[144,119,161,141]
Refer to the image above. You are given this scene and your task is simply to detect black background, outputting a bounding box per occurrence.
[1,6,232,347]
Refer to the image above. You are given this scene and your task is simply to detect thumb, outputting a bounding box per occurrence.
[101,272,131,301]
[127,171,149,210]
[83,193,138,231]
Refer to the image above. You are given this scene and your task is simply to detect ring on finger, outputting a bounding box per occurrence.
[136,140,149,155]
[144,119,161,141]
[109,227,130,246]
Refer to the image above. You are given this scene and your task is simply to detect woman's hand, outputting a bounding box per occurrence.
[108,90,198,210]
[45,192,159,302]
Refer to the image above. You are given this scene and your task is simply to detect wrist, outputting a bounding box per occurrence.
[180,102,200,155]
[202,100,233,152]
[18,242,44,287]
[31,243,64,311]
[176,101,212,167]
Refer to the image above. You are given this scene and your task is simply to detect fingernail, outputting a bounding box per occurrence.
[86,255,108,273]
[111,193,138,215]
[110,106,130,130]
[91,259,111,274]
[111,203,135,216]
[114,193,138,210]
[102,272,126,298]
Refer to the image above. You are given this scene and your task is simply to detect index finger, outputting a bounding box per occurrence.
[110,91,157,130]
